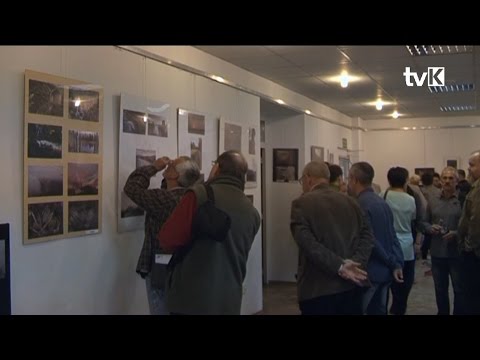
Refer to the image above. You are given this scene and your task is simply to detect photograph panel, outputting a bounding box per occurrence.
[28,165,63,197]
[190,137,202,170]
[147,114,168,137]
[0,240,5,280]
[224,123,242,152]
[123,109,146,135]
[136,149,156,168]
[68,200,99,232]
[311,146,324,162]
[68,163,99,196]
[188,113,205,135]
[68,87,100,122]
[273,148,298,182]
[68,130,99,154]
[28,202,63,239]
[248,128,256,155]
[28,123,62,159]
[121,191,144,218]
[28,79,64,117]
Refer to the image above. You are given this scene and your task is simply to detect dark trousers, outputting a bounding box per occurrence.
[299,287,363,315]
[421,234,432,260]
[389,260,415,315]
[461,252,480,315]
[431,257,465,315]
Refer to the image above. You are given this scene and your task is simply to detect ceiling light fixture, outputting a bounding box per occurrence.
[375,99,383,111]
[275,99,285,105]
[75,99,81,107]
[305,109,312,115]
[392,110,399,119]
[340,70,349,88]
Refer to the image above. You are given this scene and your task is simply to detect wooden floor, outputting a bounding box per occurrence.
[260,258,448,315]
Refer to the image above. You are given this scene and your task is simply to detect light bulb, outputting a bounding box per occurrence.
[74,99,80,107]
[392,110,399,119]
[375,99,383,111]
[143,115,148,122]
[340,71,349,88]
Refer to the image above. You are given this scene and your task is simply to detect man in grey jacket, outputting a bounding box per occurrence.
[290,161,374,315]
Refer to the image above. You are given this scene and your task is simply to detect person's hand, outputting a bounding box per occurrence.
[338,260,368,286]
[442,231,456,241]
[153,156,171,171]
[429,225,442,235]
[393,268,404,283]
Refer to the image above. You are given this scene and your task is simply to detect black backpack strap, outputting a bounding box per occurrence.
[204,183,215,204]
[383,189,389,200]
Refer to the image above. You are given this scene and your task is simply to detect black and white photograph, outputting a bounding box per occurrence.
[147,114,168,137]
[28,79,64,117]
[248,128,256,155]
[191,137,202,170]
[329,152,334,164]
[123,109,146,135]
[224,122,242,152]
[28,123,62,159]
[68,87,100,122]
[68,163,99,196]
[68,200,99,232]
[68,130,99,154]
[311,146,324,162]
[121,191,144,218]
[260,121,265,143]
[273,148,298,182]
[136,149,156,168]
[246,156,257,185]
[0,239,5,280]
[188,113,205,135]
[28,202,63,239]
[28,165,63,197]
[339,157,350,179]
[415,167,435,177]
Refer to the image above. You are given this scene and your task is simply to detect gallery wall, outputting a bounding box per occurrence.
[363,115,480,191]
[0,46,262,314]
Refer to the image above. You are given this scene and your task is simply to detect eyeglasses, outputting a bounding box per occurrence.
[299,175,305,185]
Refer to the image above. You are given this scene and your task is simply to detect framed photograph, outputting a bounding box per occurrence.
[415,167,435,177]
[68,200,99,233]
[444,157,460,169]
[118,94,173,233]
[24,70,103,244]
[273,148,298,182]
[248,127,256,155]
[311,146,324,162]
[339,156,350,180]
[0,223,11,315]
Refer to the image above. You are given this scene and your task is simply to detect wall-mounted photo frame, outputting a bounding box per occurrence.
[273,148,298,182]
[444,156,460,169]
[311,146,324,162]
[0,223,11,315]
[415,167,435,177]
[339,156,350,180]
[24,70,103,244]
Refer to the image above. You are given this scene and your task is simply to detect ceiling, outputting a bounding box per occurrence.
[196,46,480,120]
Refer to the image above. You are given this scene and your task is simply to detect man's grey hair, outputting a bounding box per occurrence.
[441,166,459,180]
[303,161,330,181]
[175,157,201,187]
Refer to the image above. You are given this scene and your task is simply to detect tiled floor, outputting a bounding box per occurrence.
[261,259,449,315]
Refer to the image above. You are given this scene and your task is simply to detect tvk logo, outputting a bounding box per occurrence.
[403,67,445,87]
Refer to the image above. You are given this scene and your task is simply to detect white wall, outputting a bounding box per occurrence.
[264,114,304,282]
[304,115,353,166]
[363,115,480,191]
[0,46,262,314]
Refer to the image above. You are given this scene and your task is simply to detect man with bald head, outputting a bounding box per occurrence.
[159,150,260,315]
[458,150,480,314]
[290,161,374,315]
[124,155,200,315]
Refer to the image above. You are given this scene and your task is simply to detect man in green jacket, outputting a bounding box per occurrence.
[159,151,261,315]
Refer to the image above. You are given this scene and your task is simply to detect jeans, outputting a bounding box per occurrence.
[431,257,465,315]
[145,274,169,315]
[299,287,363,315]
[362,281,391,315]
[389,260,415,315]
